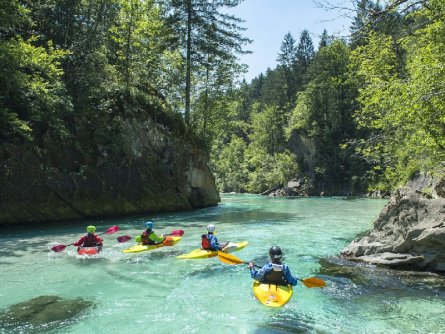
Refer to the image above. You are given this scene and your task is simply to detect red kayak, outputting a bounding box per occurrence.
[77,246,102,256]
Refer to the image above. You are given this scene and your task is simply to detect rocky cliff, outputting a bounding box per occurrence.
[0,114,220,226]
[341,172,445,272]
[266,130,368,197]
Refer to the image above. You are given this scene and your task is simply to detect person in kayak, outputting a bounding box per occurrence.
[73,225,103,250]
[201,224,228,251]
[138,221,165,245]
[248,246,299,286]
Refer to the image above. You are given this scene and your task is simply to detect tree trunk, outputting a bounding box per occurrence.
[185,0,192,125]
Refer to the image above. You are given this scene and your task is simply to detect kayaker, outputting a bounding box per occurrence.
[73,225,103,250]
[201,224,228,251]
[248,246,299,286]
[139,221,165,245]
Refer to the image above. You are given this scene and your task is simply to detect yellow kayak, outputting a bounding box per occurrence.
[123,236,182,253]
[252,280,293,307]
[176,241,248,259]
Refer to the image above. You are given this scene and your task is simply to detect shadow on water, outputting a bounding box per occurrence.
[0,295,94,334]
[186,262,241,279]
[255,312,315,334]
[0,239,54,258]
[153,205,298,226]
[124,249,183,262]
[0,202,296,251]
[317,256,445,300]
[0,219,109,237]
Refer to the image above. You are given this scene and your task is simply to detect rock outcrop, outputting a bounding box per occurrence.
[0,114,220,226]
[272,129,368,197]
[341,173,445,272]
[0,295,93,332]
[266,177,316,197]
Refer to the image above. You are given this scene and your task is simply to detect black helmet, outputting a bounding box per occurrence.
[269,246,282,260]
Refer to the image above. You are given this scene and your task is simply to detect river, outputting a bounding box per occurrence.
[1,194,444,333]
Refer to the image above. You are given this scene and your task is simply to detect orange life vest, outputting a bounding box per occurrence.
[201,234,211,250]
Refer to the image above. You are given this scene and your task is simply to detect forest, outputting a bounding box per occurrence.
[1,0,444,197]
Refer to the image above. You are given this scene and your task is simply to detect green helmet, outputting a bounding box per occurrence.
[86,225,96,233]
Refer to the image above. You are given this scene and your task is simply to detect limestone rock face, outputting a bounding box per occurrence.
[341,181,445,272]
[0,115,220,226]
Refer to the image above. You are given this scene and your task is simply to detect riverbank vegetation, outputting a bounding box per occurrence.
[211,0,445,195]
[1,0,444,199]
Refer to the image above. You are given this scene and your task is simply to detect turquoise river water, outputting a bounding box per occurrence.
[1,194,445,334]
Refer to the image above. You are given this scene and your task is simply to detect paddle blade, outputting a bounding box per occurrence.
[302,277,326,288]
[104,226,120,234]
[51,244,67,252]
[170,229,184,236]
[117,235,131,243]
[217,252,246,265]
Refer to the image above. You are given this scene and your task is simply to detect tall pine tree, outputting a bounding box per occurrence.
[293,29,314,92]
[166,0,250,125]
[277,32,297,106]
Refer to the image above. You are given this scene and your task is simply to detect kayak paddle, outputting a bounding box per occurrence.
[51,225,120,252]
[116,229,184,243]
[117,235,132,243]
[51,243,74,253]
[167,229,185,237]
[217,252,326,288]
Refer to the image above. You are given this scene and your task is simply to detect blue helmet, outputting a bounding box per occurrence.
[145,221,154,229]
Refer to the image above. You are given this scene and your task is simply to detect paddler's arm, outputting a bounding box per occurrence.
[283,264,299,286]
[94,234,103,246]
[149,232,164,243]
[249,263,269,281]
[72,236,85,247]
[209,234,221,251]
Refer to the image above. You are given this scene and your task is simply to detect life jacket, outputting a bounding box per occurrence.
[263,264,288,285]
[83,233,98,247]
[201,234,211,250]
[141,230,155,245]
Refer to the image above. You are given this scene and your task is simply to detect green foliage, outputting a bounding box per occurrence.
[285,40,362,190]
[211,135,248,192]
[110,0,181,96]
[3,0,443,198]
[210,32,370,194]
[0,36,70,143]
[244,148,298,193]
[349,0,406,49]
[209,1,445,195]
[277,32,296,69]
[352,1,445,189]
[286,85,314,137]
[277,32,297,105]
[259,68,288,108]
[165,0,250,125]
[249,103,286,155]
[211,99,299,193]
[191,59,247,149]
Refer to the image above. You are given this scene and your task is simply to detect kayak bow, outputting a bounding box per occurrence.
[176,241,248,259]
[122,236,182,253]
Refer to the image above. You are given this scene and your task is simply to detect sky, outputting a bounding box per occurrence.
[227,0,353,82]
